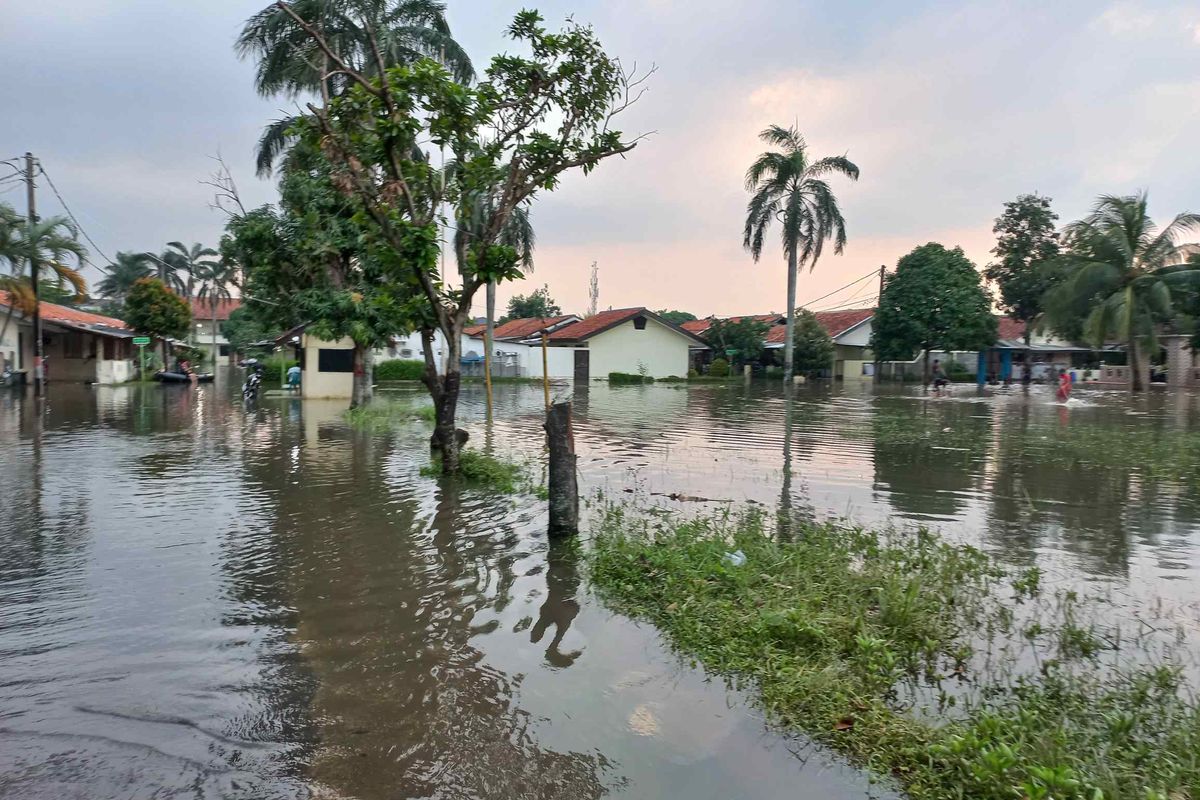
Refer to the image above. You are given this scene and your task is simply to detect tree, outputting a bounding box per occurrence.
[96,251,155,305]
[656,309,696,325]
[872,243,997,383]
[985,194,1060,344]
[198,258,238,365]
[1043,194,1200,391]
[793,308,833,375]
[504,284,560,322]
[222,305,277,357]
[743,125,859,384]
[702,317,767,366]
[0,202,88,346]
[160,241,219,300]
[267,5,650,472]
[237,0,473,176]
[125,278,192,367]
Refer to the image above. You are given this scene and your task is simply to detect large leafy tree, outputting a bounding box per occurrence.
[702,317,768,366]
[125,277,192,366]
[743,125,859,384]
[656,309,696,325]
[221,305,277,358]
[793,308,833,375]
[237,0,473,176]
[503,284,559,322]
[1043,194,1200,391]
[160,241,219,299]
[270,5,648,472]
[96,251,155,305]
[985,194,1060,344]
[872,243,997,383]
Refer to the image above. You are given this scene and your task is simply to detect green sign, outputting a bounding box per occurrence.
[133,336,151,346]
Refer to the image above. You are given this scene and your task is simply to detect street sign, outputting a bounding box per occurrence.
[133,336,151,346]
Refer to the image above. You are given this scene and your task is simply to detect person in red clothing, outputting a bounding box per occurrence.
[1056,368,1072,402]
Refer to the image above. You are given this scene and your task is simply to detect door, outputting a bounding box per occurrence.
[573,349,590,381]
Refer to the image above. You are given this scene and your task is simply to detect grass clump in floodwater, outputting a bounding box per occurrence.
[588,505,1200,800]
[345,400,436,429]
[421,449,532,494]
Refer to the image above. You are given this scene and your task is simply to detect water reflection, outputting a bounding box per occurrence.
[531,540,584,668]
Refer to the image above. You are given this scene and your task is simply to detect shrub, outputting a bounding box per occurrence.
[421,449,529,494]
[708,357,730,377]
[687,368,699,378]
[609,372,653,384]
[260,356,298,378]
[765,365,783,379]
[375,359,425,381]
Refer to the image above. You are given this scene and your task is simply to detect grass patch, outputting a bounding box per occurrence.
[344,399,436,429]
[421,448,536,494]
[374,359,425,381]
[588,505,1200,800]
[608,372,654,384]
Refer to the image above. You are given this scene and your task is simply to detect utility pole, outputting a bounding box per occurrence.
[872,264,885,385]
[25,153,43,397]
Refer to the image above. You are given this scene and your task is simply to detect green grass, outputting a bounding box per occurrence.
[421,448,536,494]
[608,372,654,384]
[344,399,436,429]
[588,505,1200,800]
[374,359,425,381]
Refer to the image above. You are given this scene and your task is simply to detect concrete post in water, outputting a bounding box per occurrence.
[743,364,752,381]
[544,400,578,538]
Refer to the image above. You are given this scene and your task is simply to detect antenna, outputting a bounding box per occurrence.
[587,261,599,317]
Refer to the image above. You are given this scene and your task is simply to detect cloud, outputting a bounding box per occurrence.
[1096,3,1159,35]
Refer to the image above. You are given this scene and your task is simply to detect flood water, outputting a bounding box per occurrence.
[2,377,1199,799]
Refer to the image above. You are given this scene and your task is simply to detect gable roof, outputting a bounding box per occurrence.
[188,297,241,321]
[547,307,710,347]
[0,291,130,331]
[477,315,581,340]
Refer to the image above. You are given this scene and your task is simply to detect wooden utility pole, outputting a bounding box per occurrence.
[872,264,885,384]
[545,400,578,537]
[25,153,43,397]
[541,332,550,410]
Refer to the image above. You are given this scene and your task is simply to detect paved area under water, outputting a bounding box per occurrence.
[2,377,1198,798]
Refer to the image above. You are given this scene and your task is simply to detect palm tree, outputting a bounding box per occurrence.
[96,251,155,305]
[160,241,219,299]
[0,203,88,352]
[197,259,238,368]
[1043,193,1200,391]
[743,125,859,383]
[236,0,473,176]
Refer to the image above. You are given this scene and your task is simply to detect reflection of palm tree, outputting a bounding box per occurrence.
[531,539,583,668]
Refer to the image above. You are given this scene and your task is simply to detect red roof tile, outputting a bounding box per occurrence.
[464,323,486,337]
[489,315,578,340]
[0,292,129,330]
[996,316,1027,341]
[682,314,783,336]
[547,307,650,341]
[188,298,241,321]
[813,308,874,338]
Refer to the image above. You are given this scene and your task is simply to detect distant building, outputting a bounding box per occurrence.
[188,298,241,366]
[0,292,141,384]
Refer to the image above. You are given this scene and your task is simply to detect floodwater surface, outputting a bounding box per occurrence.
[2,378,1199,798]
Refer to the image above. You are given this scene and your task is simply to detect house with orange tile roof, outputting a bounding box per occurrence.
[541,307,709,379]
[688,308,876,378]
[1,292,142,384]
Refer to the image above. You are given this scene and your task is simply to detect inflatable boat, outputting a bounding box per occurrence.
[154,371,214,384]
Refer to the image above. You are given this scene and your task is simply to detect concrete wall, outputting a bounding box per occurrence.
[836,320,872,348]
[302,334,356,399]
[0,318,22,372]
[192,319,232,365]
[584,316,693,379]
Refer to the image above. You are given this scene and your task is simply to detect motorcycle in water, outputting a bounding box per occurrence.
[240,359,264,404]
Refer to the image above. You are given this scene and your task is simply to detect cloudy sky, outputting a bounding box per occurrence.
[4,0,1200,317]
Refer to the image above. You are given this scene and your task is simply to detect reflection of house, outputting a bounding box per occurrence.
[683,308,875,378]
[188,298,240,366]
[0,293,139,384]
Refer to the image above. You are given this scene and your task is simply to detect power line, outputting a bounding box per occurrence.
[798,269,877,309]
[36,162,113,274]
[812,295,878,314]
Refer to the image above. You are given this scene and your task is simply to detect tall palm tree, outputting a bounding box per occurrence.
[1043,193,1200,391]
[0,203,88,351]
[197,259,238,367]
[160,241,219,299]
[96,251,155,305]
[236,0,474,176]
[743,125,859,383]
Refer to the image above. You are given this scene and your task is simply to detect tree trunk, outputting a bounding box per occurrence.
[1129,336,1142,392]
[350,344,374,408]
[485,282,496,411]
[211,300,218,373]
[545,400,579,537]
[422,326,464,474]
[782,247,798,384]
[923,347,931,387]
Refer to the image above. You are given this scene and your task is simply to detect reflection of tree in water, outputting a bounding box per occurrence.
[531,539,583,668]
[871,398,991,519]
[253,420,614,799]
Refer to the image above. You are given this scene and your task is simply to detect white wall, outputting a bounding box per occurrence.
[96,358,135,384]
[302,334,355,398]
[836,319,872,348]
[0,317,21,373]
[583,317,693,379]
[192,319,232,365]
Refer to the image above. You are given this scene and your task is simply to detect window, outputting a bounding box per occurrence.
[318,348,355,372]
[633,316,647,330]
[103,338,115,360]
[63,332,84,359]
[219,345,230,356]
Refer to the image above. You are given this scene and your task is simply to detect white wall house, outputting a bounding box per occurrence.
[188,298,241,366]
[546,308,708,379]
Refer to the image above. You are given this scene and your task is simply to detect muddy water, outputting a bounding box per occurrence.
[2,378,1199,798]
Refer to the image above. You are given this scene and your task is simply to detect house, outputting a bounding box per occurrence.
[463,316,580,378]
[188,298,241,366]
[684,308,875,378]
[274,326,358,399]
[544,307,709,379]
[0,292,140,384]
[978,318,1125,385]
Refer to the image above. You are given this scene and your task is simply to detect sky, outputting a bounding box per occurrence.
[4,0,1200,318]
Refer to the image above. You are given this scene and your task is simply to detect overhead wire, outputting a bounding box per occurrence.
[796,268,877,310]
[36,162,114,274]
